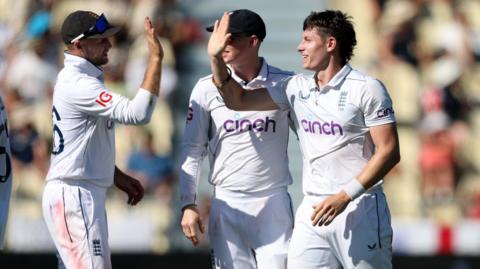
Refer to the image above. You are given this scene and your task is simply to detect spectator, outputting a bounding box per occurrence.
[127,130,175,204]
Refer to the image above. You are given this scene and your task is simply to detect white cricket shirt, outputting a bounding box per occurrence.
[180,59,294,207]
[46,53,157,188]
[268,65,396,196]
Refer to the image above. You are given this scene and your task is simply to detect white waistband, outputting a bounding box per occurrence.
[46,179,108,192]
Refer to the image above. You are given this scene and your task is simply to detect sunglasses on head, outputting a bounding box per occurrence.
[70,14,110,43]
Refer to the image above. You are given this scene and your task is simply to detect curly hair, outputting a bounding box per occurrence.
[303,10,357,65]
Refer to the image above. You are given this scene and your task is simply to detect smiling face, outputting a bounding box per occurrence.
[297,27,334,72]
[79,37,112,66]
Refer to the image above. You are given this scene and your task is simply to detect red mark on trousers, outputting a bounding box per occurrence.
[53,200,87,269]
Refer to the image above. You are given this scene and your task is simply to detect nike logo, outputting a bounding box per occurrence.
[367,243,377,250]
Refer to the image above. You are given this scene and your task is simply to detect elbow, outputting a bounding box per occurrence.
[390,148,401,166]
[393,151,401,166]
[138,113,152,124]
[133,110,153,125]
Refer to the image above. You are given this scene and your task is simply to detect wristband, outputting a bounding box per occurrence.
[343,179,365,200]
[212,67,232,89]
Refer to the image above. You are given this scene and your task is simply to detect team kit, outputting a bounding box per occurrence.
[1,7,400,269]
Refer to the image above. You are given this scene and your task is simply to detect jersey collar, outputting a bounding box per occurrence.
[314,64,352,92]
[229,57,268,87]
[63,52,104,79]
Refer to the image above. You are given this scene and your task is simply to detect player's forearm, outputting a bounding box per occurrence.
[356,139,400,190]
[113,166,127,186]
[179,153,203,208]
[210,55,245,110]
[141,55,162,96]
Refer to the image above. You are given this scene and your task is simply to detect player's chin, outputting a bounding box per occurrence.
[222,56,232,64]
[302,62,315,71]
[93,57,109,66]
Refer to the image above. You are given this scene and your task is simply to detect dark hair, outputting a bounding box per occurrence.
[303,10,357,64]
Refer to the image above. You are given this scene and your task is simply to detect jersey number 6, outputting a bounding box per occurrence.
[52,106,64,155]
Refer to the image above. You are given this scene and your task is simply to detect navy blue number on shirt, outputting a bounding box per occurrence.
[0,117,11,183]
[52,106,64,155]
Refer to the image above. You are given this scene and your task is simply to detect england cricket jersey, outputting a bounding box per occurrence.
[46,53,157,188]
[268,65,396,196]
[0,97,12,250]
[180,59,294,207]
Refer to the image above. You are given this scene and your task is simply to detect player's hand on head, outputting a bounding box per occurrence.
[311,192,350,226]
[144,16,164,60]
[207,12,231,58]
[181,205,205,246]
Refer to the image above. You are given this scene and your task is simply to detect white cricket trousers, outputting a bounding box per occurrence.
[209,186,294,269]
[42,180,111,269]
[288,189,393,269]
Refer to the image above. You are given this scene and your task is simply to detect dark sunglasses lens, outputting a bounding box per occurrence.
[95,14,109,33]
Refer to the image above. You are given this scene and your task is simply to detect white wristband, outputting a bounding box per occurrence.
[343,179,366,200]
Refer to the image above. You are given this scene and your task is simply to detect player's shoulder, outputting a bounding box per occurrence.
[288,73,313,86]
[57,67,98,88]
[196,74,214,85]
[346,67,385,91]
[267,65,295,78]
[192,74,217,92]
[190,74,217,99]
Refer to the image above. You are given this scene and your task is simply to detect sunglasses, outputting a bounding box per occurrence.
[70,14,110,43]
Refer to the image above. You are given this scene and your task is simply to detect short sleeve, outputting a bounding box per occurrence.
[362,79,396,127]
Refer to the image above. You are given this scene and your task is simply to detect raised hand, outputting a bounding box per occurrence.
[207,12,232,58]
[144,16,163,60]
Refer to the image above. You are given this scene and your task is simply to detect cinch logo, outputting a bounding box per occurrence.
[376,107,394,118]
[301,119,344,136]
[223,117,276,133]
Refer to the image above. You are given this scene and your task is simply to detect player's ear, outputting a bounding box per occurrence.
[250,35,260,48]
[72,40,82,50]
[326,36,336,52]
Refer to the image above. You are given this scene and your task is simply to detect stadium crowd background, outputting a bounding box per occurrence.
[0,0,480,259]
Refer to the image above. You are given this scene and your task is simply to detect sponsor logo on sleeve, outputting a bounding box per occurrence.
[376,107,395,118]
[95,91,113,107]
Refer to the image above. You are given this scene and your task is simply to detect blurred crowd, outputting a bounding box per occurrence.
[330,0,480,223]
[0,0,480,253]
